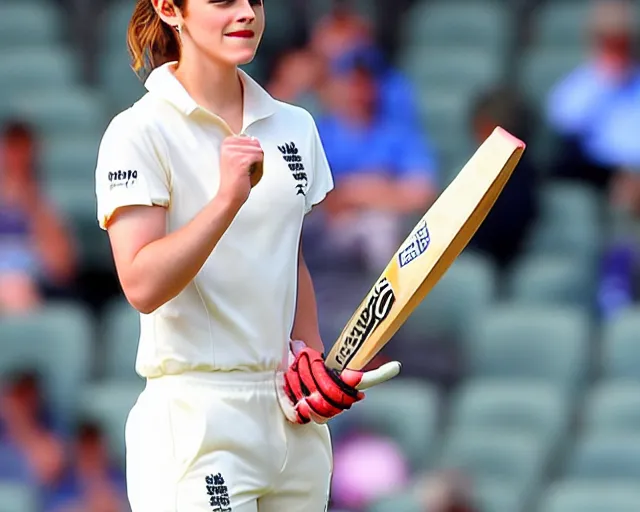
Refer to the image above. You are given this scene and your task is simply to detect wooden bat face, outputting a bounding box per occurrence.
[325,127,526,371]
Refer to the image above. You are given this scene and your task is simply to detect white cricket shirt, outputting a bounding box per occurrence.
[95,62,334,377]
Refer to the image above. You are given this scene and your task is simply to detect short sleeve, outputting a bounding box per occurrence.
[95,112,171,230]
[304,116,334,214]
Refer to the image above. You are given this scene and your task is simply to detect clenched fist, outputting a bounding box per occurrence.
[218,135,264,207]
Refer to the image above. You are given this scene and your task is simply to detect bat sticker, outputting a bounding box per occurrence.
[398,220,430,268]
[334,278,396,368]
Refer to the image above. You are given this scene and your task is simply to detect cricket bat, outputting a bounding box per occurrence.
[325,126,526,374]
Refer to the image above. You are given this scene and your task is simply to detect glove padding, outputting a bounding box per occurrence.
[280,340,401,424]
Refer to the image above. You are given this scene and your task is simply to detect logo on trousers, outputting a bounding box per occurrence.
[205,473,231,512]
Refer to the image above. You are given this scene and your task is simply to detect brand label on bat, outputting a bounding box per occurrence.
[334,277,396,368]
[398,220,430,268]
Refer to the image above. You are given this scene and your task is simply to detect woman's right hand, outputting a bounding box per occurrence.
[218,135,264,207]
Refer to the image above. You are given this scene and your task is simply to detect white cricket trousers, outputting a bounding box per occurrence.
[125,370,333,512]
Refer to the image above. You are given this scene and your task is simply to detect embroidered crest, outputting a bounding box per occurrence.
[278,141,308,196]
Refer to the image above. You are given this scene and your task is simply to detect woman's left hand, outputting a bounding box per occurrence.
[277,340,401,424]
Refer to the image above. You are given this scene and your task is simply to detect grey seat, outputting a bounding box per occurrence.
[449,380,570,459]
[0,302,93,432]
[540,481,640,512]
[438,428,545,500]
[79,380,145,464]
[602,307,640,381]
[342,378,440,471]
[0,483,38,512]
[583,382,640,434]
[565,432,640,482]
[102,299,141,381]
[466,305,589,395]
[0,2,63,49]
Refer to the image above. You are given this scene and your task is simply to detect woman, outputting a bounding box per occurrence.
[94,1,400,511]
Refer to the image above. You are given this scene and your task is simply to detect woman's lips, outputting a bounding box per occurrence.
[225,30,255,38]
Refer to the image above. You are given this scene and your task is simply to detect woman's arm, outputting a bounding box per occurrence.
[107,193,242,314]
[291,245,324,352]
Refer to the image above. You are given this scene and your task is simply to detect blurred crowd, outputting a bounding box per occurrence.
[2,0,640,511]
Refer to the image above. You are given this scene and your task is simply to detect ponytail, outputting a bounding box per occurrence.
[127,0,185,80]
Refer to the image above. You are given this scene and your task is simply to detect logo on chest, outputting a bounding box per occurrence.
[278,141,308,196]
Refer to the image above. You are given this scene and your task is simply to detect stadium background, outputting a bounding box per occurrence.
[1,0,640,511]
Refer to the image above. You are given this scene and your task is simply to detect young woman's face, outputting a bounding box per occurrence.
[181,0,265,67]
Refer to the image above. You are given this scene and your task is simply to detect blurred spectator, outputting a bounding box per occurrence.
[311,61,437,273]
[48,420,128,512]
[0,370,65,488]
[331,432,410,511]
[267,48,327,117]
[310,4,423,131]
[412,470,479,512]
[546,0,640,191]
[0,120,77,312]
[309,3,373,63]
[467,85,540,270]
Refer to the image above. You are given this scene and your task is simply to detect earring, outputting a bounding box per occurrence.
[175,24,182,36]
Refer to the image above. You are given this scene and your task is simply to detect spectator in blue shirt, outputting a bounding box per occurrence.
[47,420,127,512]
[311,57,437,273]
[546,0,640,190]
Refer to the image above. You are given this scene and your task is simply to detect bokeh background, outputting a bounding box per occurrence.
[1,0,640,511]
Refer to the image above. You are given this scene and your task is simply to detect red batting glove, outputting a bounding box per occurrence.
[283,343,365,424]
[281,340,401,424]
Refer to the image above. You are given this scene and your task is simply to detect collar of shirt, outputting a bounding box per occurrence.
[144,62,276,132]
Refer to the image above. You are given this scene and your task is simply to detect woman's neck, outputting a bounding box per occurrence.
[173,56,244,128]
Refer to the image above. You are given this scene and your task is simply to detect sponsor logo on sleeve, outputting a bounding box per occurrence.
[108,169,138,191]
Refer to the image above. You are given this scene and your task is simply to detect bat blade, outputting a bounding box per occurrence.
[325,127,526,372]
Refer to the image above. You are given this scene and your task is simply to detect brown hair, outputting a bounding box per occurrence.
[127,0,186,79]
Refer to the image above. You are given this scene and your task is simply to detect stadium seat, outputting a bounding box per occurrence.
[538,181,603,223]
[0,483,38,512]
[366,492,423,512]
[584,382,640,434]
[46,180,113,271]
[401,251,497,344]
[540,481,640,512]
[505,254,596,310]
[564,432,640,482]
[524,181,603,265]
[602,307,640,381]
[448,380,570,459]
[102,0,134,53]
[518,47,586,107]
[400,47,503,100]
[102,299,141,381]
[99,1,147,113]
[340,378,440,471]
[413,87,473,180]
[438,428,544,500]
[474,480,524,512]
[98,49,148,115]
[0,303,93,433]
[0,2,63,49]
[0,47,80,97]
[532,1,591,48]
[9,89,108,139]
[79,380,145,464]
[41,133,102,187]
[401,0,513,55]
[465,304,589,394]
